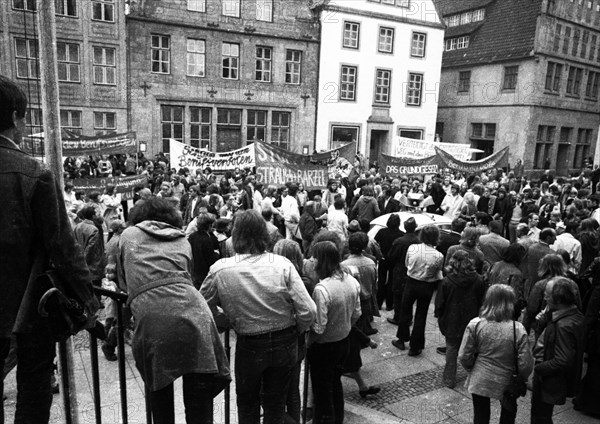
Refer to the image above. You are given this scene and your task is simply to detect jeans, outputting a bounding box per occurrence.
[443,337,462,387]
[0,331,56,424]
[235,327,298,424]
[308,337,349,424]
[376,260,394,310]
[472,393,517,424]
[150,373,214,424]
[396,279,435,351]
[530,375,554,424]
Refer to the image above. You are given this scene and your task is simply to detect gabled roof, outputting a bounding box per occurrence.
[434,0,542,67]
[435,0,495,16]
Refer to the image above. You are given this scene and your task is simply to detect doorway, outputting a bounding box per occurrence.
[556,144,570,176]
[369,130,388,167]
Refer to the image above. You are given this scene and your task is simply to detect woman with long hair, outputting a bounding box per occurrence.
[188,211,220,289]
[459,285,533,424]
[118,198,230,424]
[308,241,361,424]
[577,218,599,280]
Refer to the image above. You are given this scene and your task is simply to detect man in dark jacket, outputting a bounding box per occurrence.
[74,206,107,285]
[531,277,584,423]
[0,76,99,423]
[521,228,556,298]
[377,185,400,215]
[436,218,466,258]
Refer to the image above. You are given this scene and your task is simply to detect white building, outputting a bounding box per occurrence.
[312,0,445,161]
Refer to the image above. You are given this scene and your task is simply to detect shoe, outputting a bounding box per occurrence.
[365,328,378,335]
[442,380,456,389]
[391,340,406,350]
[387,318,399,325]
[407,349,422,357]
[302,407,313,422]
[102,344,117,362]
[359,386,381,398]
[436,347,447,355]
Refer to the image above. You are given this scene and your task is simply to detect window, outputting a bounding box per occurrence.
[503,65,519,90]
[559,127,573,144]
[581,30,589,58]
[411,32,426,57]
[544,62,562,92]
[161,105,184,152]
[446,9,485,27]
[343,22,360,49]
[374,0,410,7]
[339,65,357,101]
[256,0,273,21]
[93,111,116,135]
[190,107,211,149]
[26,108,43,137]
[585,71,599,99]
[216,109,242,152]
[271,112,290,150]
[470,123,496,159]
[222,0,240,17]
[563,27,571,54]
[255,46,272,82]
[446,15,460,27]
[445,36,469,51]
[60,110,82,135]
[186,38,205,77]
[573,129,592,168]
[92,46,116,85]
[57,42,80,82]
[151,35,170,74]
[566,66,583,95]
[553,23,562,52]
[378,27,394,53]
[398,128,424,139]
[331,125,359,148]
[222,42,239,80]
[590,35,597,61]
[55,0,77,16]
[534,125,555,169]
[407,73,423,106]
[187,0,205,12]
[458,70,471,93]
[247,110,267,142]
[572,29,580,56]
[92,0,114,22]
[285,50,302,84]
[15,38,39,79]
[12,0,36,11]
[374,69,391,104]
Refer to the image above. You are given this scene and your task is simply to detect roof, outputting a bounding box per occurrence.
[434,0,542,67]
[434,0,495,16]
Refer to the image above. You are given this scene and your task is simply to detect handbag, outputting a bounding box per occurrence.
[502,320,528,411]
[37,269,104,342]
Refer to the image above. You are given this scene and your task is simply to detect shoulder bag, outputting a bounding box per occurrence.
[502,320,528,411]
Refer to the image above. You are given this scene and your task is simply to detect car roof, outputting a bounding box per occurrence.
[370,211,453,232]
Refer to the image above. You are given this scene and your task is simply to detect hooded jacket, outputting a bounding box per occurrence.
[351,195,380,222]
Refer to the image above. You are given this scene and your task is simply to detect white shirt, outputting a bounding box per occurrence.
[280,195,299,223]
[441,193,463,219]
[551,232,582,274]
[327,208,349,242]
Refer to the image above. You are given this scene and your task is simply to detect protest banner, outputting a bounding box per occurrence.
[71,174,148,200]
[378,153,439,177]
[435,146,509,173]
[310,142,357,178]
[394,137,480,161]
[255,141,328,190]
[170,139,255,173]
[62,132,137,156]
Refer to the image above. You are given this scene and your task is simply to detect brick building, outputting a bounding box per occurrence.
[0,0,128,155]
[127,0,319,156]
[434,0,600,175]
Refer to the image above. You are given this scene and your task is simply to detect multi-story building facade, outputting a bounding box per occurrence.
[127,0,319,156]
[434,0,600,175]
[311,0,445,160]
[0,0,128,155]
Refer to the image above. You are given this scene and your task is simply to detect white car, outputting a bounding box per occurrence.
[367,211,453,239]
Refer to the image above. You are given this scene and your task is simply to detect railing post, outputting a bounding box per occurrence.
[116,301,129,424]
[88,334,102,424]
[145,385,153,424]
[58,339,79,424]
[224,329,231,424]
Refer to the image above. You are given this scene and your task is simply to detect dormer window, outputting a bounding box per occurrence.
[446,8,485,27]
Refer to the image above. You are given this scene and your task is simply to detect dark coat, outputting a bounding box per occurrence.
[388,232,420,291]
[521,242,554,295]
[0,137,96,337]
[188,230,221,288]
[436,230,461,258]
[74,219,107,281]
[298,211,319,243]
[377,197,400,215]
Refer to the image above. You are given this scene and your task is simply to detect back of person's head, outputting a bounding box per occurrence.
[79,205,96,221]
[129,197,183,228]
[538,253,567,278]
[334,197,345,210]
[580,218,598,232]
[420,224,439,246]
[232,210,269,254]
[460,227,480,247]
[64,182,74,191]
[516,223,529,238]
[563,217,580,234]
[489,220,503,235]
[313,241,342,280]
[309,230,344,259]
[502,243,527,265]
[451,218,467,233]
[348,232,369,254]
[556,249,572,267]
[386,214,400,231]
[0,76,27,132]
[261,208,273,222]
[196,211,216,232]
[88,191,101,202]
[548,276,578,306]
[480,284,516,322]
[539,228,556,243]
[273,239,303,275]
[359,219,370,233]
[475,212,492,227]
[446,249,475,275]
[304,201,316,216]
[404,217,417,233]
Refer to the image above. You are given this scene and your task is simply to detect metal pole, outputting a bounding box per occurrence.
[224,329,231,424]
[57,341,75,424]
[116,301,129,424]
[88,334,102,424]
[302,347,310,424]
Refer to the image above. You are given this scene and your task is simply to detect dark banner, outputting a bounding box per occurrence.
[435,146,509,173]
[63,132,137,156]
[378,153,440,177]
[255,141,328,190]
[310,142,356,178]
[71,174,148,200]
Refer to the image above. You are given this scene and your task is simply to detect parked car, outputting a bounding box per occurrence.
[367,211,452,239]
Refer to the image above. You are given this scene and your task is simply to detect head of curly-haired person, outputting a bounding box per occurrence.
[129,197,183,228]
[232,209,269,254]
[348,232,369,255]
[445,249,475,276]
[0,76,27,136]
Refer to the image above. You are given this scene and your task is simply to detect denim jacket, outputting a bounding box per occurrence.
[0,137,97,337]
